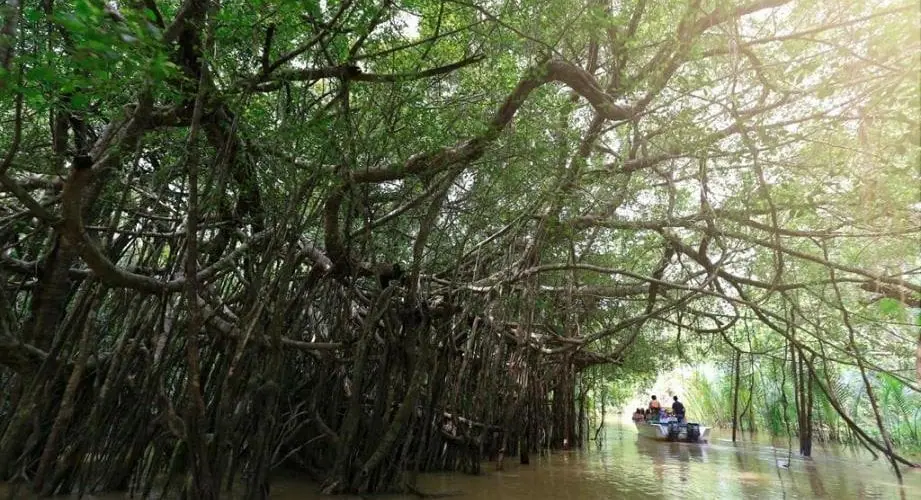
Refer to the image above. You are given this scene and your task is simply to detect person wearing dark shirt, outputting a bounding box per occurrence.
[672,396,686,422]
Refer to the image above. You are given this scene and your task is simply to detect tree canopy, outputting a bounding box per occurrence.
[0,0,918,497]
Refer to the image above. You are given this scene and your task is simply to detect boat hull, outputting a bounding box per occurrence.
[634,421,710,443]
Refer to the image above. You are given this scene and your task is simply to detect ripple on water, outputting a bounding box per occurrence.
[408,424,920,500]
[5,424,917,499]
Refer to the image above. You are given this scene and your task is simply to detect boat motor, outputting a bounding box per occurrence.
[686,423,700,442]
[667,423,680,441]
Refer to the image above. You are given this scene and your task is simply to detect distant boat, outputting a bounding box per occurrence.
[635,419,710,443]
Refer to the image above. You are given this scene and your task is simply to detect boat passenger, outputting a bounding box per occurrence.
[648,395,661,413]
[672,396,686,423]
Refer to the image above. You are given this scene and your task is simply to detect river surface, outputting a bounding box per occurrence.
[3,422,919,498]
[278,421,919,500]
[387,423,920,499]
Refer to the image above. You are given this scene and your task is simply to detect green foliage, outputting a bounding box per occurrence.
[685,360,921,450]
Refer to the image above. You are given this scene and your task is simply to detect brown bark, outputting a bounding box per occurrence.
[731,350,741,442]
[33,308,95,493]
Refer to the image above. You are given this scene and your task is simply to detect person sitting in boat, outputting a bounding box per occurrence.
[632,408,645,421]
[660,407,671,422]
[672,396,686,423]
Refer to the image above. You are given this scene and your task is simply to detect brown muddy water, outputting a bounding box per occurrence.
[4,422,919,499]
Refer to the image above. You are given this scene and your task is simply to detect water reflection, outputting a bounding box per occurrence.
[4,423,918,499]
[406,423,920,500]
[804,460,827,497]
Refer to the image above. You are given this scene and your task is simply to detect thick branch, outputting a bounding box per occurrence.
[255,56,485,91]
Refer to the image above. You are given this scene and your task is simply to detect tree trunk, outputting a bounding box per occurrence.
[800,352,813,457]
[551,361,575,449]
[731,350,741,442]
[577,376,586,448]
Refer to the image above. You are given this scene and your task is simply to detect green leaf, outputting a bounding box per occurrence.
[878,298,904,317]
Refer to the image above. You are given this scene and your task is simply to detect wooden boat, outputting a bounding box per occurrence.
[634,419,710,443]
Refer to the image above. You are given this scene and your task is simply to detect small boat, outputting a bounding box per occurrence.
[635,419,710,443]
